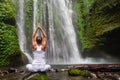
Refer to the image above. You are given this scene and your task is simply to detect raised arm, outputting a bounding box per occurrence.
[32,26,39,51]
[38,23,47,51]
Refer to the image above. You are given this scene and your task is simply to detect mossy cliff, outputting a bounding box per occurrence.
[0,0,23,66]
[73,0,120,55]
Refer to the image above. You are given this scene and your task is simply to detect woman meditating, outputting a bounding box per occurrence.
[26,23,51,72]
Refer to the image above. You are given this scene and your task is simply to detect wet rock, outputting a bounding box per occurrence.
[51,68,68,72]
[60,69,68,72]
[55,69,59,72]
[8,68,17,73]
[2,70,9,76]
[0,70,3,76]
[68,66,74,68]
[68,68,93,78]
[19,70,26,74]
[73,64,120,72]
[91,73,97,78]
[49,68,55,72]
[102,75,118,80]
[23,72,48,80]
[95,71,120,80]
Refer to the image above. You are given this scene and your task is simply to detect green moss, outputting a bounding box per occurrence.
[73,0,120,51]
[0,0,23,66]
[0,0,15,25]
[68,68,92,78]
[0,23,23,66]
[73,0,96,51]
[26,73,48,80]
[91,0,120,36]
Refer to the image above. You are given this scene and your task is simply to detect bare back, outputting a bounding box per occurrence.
[32,23,47,52]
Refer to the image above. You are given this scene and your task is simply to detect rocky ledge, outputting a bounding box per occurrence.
[0,64,120,80]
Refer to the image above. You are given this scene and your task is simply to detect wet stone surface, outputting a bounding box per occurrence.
[0,64,120,80]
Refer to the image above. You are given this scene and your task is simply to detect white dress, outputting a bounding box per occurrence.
[26,45,51,72]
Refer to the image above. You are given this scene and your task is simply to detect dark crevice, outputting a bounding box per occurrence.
[100,27,120,58]
[81,28,120,62]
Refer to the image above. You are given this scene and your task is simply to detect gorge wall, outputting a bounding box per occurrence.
[0,0,24,66]
[73,0,120,59]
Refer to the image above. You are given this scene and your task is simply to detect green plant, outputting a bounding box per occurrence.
[0,0,23,66]
[68,68,93,78]
[26,73,48,80]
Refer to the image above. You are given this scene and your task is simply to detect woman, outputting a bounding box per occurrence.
[26,23,51,72]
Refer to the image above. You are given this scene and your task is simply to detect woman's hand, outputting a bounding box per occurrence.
[37,23,41,29]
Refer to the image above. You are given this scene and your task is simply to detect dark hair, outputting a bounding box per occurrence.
[36,36,42,44]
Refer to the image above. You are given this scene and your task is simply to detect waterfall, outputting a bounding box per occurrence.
[44,0,82,64]
[16,0,82,64]
[35,0,110,64]
[33,0,38,31]
[16,0,119,64]
[16,0,32,63]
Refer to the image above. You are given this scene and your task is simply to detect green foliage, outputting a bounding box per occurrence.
[0,0,22,66]
[0,23,22,66]
[0,0,15,25]
[73,0,96,51]
[91,0,120,36]
[26,73,48,80]
[68,68,81,76]
[68,68,92,78]
[73,0,120,51]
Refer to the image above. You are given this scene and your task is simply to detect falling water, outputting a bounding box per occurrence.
[16,0,115,64]
[38,0,112,64]
[16,0,32,63]
[33,0,38,31]
[16,0,84,64]
[43,0,82,64]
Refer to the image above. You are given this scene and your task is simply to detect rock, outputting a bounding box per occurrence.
[101,75,118,80]
[68,68,93,78]
[19,70,26,74]
[60,69,68,72]
[0,70,3,76]
[91,73,97,78]
[55,69,59,72]
[8,68,17,73]
[74,64,120,72]
[23,72,48,80]
[49,68,55,72]
[2,70,9,76]
[118,78,120,80]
